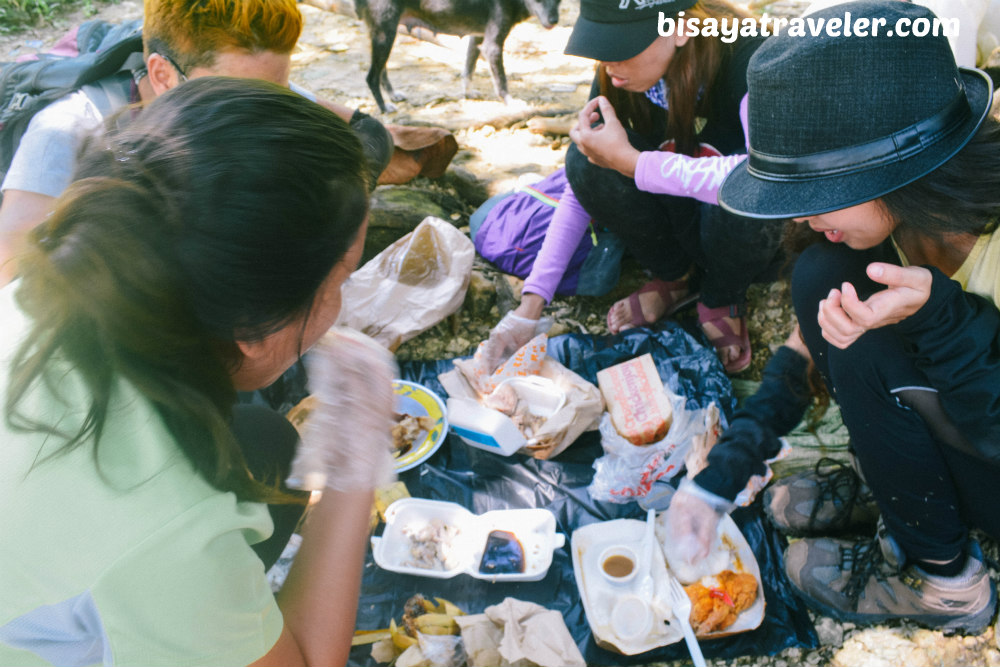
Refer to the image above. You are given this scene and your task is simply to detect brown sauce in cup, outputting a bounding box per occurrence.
[602,554,635,578]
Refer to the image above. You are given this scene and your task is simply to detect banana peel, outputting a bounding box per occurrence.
[369,481,410,532]
[435,597,465,617]
[390,618,417,650]
[360,595,467,664]
[350,629,391,646]
[413,612,459,635]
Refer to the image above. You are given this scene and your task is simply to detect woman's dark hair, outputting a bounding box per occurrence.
[879,115,1000,238]
[600,0,753,156]
[6,77,369,502]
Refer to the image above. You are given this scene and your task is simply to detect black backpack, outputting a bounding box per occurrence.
[0,18,144,180]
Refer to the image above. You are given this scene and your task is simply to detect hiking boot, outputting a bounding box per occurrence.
[764,456,879,536]
[784,531,997,634]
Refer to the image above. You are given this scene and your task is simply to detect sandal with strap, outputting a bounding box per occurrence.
[697,303,751,374]
[606,278,699,334]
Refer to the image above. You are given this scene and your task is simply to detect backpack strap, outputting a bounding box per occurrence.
[516,184,560,208]
[80,74,133,119]
[79,51,143,117]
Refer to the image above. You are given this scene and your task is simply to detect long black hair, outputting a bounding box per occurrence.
[7,77,369,502]
[879,115,1000,238]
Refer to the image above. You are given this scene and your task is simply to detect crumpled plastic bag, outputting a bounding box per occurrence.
[337,216,474,351]
[440,345,604,460]
[683,403,793,507]
[589,390,719,503]
[390,633,466,667]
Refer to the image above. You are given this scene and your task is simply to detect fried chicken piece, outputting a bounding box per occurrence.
[392,414,436,455]
[683,570,758,635]
[718,569,758,610]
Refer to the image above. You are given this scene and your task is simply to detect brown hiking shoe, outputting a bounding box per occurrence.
[764,457,879,536]
[784,533,996,634]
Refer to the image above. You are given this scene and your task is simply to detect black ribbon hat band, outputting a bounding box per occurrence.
[747,85,973,182]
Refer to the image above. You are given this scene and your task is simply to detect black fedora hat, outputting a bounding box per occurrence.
[565,0,697,62]
[719,0,993,220]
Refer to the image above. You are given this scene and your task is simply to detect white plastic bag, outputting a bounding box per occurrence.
[588,393,719,503]
[336,216,474,351]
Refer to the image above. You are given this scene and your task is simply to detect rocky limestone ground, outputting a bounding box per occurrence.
[4,1,1000,665]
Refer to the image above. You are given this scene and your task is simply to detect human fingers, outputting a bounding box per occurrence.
[860,264,933,326]
[835,280,879,330]
[817,287,866,349]
[577,97,603,130]
[593,95,621,128]
[867,262,932,293]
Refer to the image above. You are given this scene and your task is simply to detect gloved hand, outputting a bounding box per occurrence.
[663,477,736,580]
[286,327,398,492]
[477,311,553,377]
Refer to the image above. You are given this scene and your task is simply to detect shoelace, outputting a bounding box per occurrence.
[807,456,872,532]
[841,536,887,604]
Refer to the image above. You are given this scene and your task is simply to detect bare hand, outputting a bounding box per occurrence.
[568,96,640,177]
[817,263,933,349]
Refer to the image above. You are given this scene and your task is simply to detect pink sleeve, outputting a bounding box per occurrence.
[522,183,592,303]
[633,93,749,205]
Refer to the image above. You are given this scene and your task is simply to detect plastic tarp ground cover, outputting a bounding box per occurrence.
[350,325,819,666]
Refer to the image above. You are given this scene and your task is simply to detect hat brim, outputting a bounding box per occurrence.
[718,68,994,220]
[564,15,659,62]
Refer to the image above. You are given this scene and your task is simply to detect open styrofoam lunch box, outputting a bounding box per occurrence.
[371,498,565,581]
[447,375,566,456]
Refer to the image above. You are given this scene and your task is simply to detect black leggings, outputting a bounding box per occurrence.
[231,404,308,571]
[564,139,785,308]
[792,242,1000,562]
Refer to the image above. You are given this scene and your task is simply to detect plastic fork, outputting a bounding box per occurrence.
[664,575,706,667]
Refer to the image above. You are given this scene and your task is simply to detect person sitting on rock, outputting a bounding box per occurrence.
[664,0,1000,633]
[0,0,392,286]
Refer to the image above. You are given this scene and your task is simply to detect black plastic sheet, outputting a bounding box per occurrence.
[349,325,818,666]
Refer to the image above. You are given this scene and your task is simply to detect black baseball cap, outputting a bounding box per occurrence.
[565,0,697,62]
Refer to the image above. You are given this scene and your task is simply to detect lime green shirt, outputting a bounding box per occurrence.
[0,284,283,666]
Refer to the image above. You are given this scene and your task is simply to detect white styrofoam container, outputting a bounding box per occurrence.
[447,376,566,456]
[446,397,526,456]
[370,498,565,582]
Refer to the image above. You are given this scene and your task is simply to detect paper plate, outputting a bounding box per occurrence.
[572,513,765,655]
[572,518,683,655]
[393,380,448,472]
[655,512,766,639]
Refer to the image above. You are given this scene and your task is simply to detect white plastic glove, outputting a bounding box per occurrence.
[476,311,553,376]
[663,477,736,582]
[286,327,398,492]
